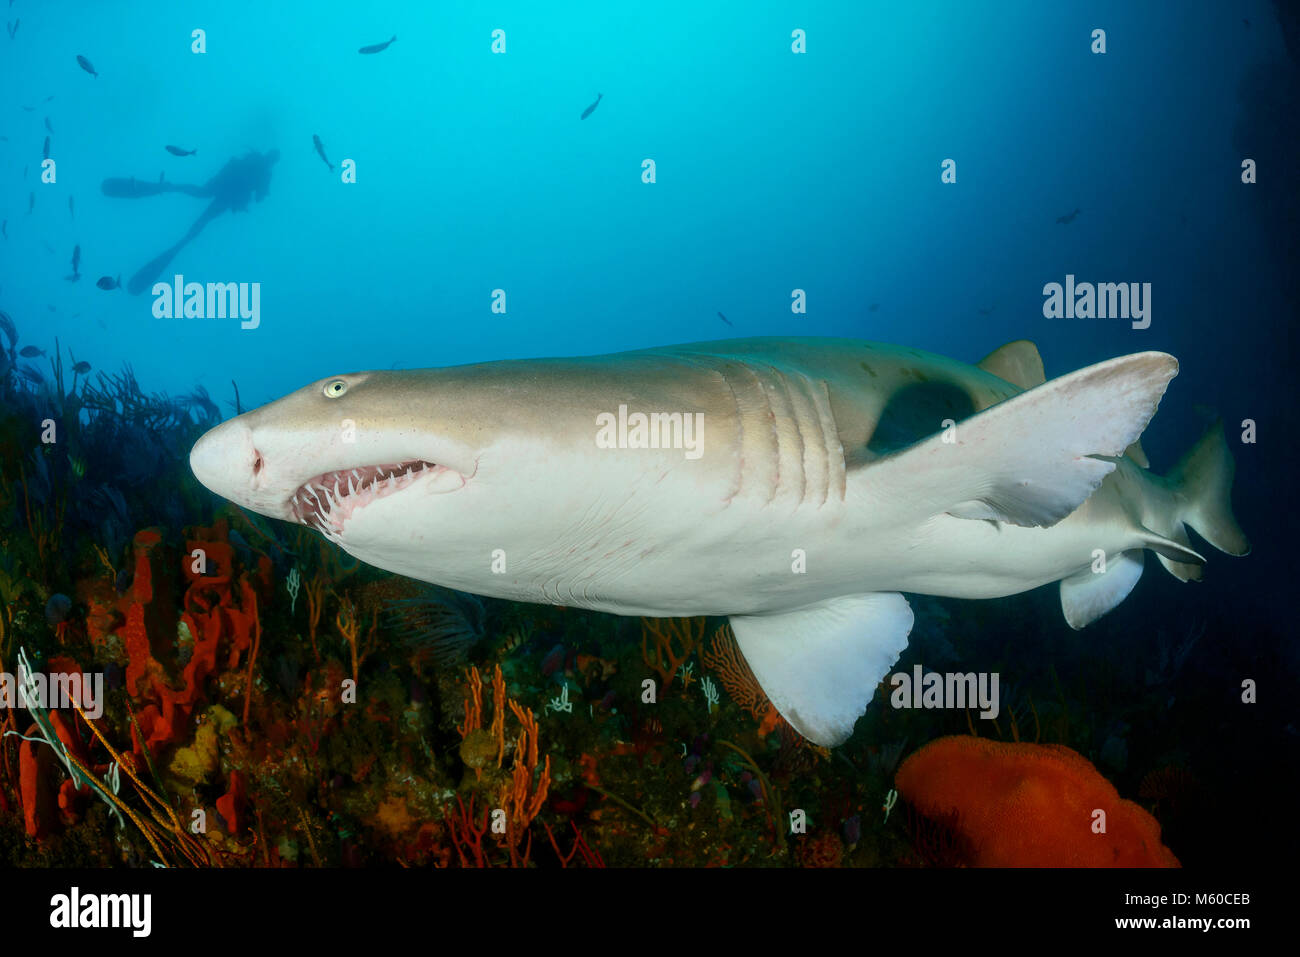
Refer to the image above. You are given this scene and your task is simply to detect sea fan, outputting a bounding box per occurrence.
[385,585,487,669]
[0,310,17,352]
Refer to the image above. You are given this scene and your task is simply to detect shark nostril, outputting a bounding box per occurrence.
[253,451,264,475]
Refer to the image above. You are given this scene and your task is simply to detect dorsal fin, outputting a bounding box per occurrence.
[977,340,1046,390]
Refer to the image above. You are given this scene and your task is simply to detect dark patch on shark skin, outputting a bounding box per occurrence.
[859,380,977,458]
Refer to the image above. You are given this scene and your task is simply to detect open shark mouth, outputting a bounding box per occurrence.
[290,460,452,535]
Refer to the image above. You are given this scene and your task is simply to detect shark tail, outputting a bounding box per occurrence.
[1060,419,1248,629]
[1156,419,1250,577]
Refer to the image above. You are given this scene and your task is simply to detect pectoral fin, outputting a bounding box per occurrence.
[863,352,1178,528]
[729,593,913,747]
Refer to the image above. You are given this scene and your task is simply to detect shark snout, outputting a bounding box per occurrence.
[190,419,263,506]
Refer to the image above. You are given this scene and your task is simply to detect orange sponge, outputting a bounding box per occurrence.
[895,736,1179,867]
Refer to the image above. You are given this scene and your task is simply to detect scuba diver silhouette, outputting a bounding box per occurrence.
[101,149,280,295]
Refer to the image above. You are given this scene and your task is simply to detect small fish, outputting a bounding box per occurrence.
[869,303,880,312]
[42,135,49,159]
[27,192,34,213]
[45,95,55,102]
[580,93,603,120]
[96,275,121,290]
[44,116,53,133]
[21,104,33,111]
[72,360,91,375]
[165,145,196,156]
[312,134,334,171]
[76,54,98,78]
[717,311,733,327]
[977,304,996,316]
[1055,207,1081,225]
[358,34,396,54]
[71,244,80,273]
[19,345,45,357]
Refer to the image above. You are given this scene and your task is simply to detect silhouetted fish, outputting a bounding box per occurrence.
[72,360,91,374]
[312,134,334,170]
[165,145,196,156]
[96,275,121,290]
[76,54,98,78]
[44,116,53,133]
[1055,208,1081,225]
[19,346,44,357]
[581,93,603,119]
[359,34,396,54]
[717,311,733,327]
[71,244,80,274]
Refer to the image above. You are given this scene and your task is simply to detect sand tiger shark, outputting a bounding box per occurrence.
[189,338,1248,746]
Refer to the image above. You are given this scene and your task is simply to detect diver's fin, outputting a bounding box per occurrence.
[128,245,181,296]
[729,593,913,747]
[977,339,1045,390]
[1060,549,1145,629]
[863,352,1178,528]
[102,177,157,198]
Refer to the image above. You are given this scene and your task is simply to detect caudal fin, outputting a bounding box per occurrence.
[1153,420,1249,580]
[1170,420,1250,556]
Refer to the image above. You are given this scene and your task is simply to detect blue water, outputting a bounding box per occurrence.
[2,3,1295,627]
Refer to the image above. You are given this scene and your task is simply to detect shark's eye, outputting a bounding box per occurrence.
[324,379,348,398]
